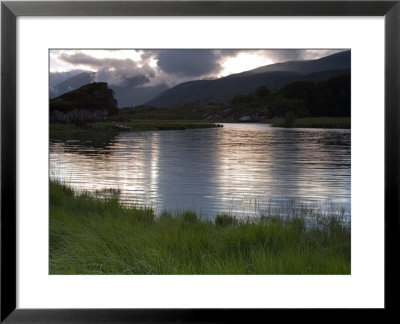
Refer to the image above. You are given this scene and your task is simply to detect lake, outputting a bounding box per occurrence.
[50,123,351,220]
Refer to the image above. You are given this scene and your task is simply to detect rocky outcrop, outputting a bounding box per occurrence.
[50,82,118,123]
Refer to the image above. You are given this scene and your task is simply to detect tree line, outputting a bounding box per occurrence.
[230,74,350,118]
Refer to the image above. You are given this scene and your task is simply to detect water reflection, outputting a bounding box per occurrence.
[50,123,351,219]
[50,130,119,156]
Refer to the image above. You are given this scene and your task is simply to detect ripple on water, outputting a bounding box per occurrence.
[50,123,351,220]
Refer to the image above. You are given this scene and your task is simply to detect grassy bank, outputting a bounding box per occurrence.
[264,117,351,129]
[50,181,350,274]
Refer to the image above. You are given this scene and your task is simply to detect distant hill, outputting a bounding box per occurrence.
[147,50,350,108]
[239,50,350,75]
[50,82,118,123]
[50,72,95,98]
[50,69,90,88]
[108,77,169,108]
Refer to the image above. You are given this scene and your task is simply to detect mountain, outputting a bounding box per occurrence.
[109,76,169,108]
[147,50,350,108]
[50,69,90,88]
[50,72,95,98]
[113,83,169,108]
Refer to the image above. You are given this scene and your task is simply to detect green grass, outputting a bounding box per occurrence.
[264,117,351,129]
[49,122,118,136]
[50,181,351,275]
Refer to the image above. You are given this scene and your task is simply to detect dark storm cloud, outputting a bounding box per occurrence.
[59,52,104,68]
[157,50,222,78]
[154,49,248,78]
[59,52,156,86]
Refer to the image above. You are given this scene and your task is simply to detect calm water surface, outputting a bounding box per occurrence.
[50,123,351,219]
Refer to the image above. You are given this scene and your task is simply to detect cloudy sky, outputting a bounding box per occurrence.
[50,49,344,88]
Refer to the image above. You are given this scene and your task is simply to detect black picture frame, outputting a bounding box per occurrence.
[1,1,399,322]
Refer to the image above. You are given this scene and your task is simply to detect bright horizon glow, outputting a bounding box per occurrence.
[219,53,274,77]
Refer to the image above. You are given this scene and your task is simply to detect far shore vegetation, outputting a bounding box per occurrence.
[50,120,222,135]
[50,181,351,275]
[264,117,351,129]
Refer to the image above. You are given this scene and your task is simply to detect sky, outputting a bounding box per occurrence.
[50,49,344,88]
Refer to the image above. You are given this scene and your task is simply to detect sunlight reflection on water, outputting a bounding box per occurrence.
[50,123,351,220]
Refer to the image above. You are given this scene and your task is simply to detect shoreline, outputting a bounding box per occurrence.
[50,120,223,134]
[50,117,351,136]
[263,117,350,129]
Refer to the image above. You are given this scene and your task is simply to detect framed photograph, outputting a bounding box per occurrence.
[1,0,399,321]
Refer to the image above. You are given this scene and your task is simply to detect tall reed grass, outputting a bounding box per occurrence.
[50,181,350,274]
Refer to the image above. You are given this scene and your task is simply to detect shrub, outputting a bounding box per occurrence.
[256,86,270,98]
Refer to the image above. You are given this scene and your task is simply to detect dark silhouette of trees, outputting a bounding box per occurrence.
[256,86,270,98]
[227,74,350,118]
